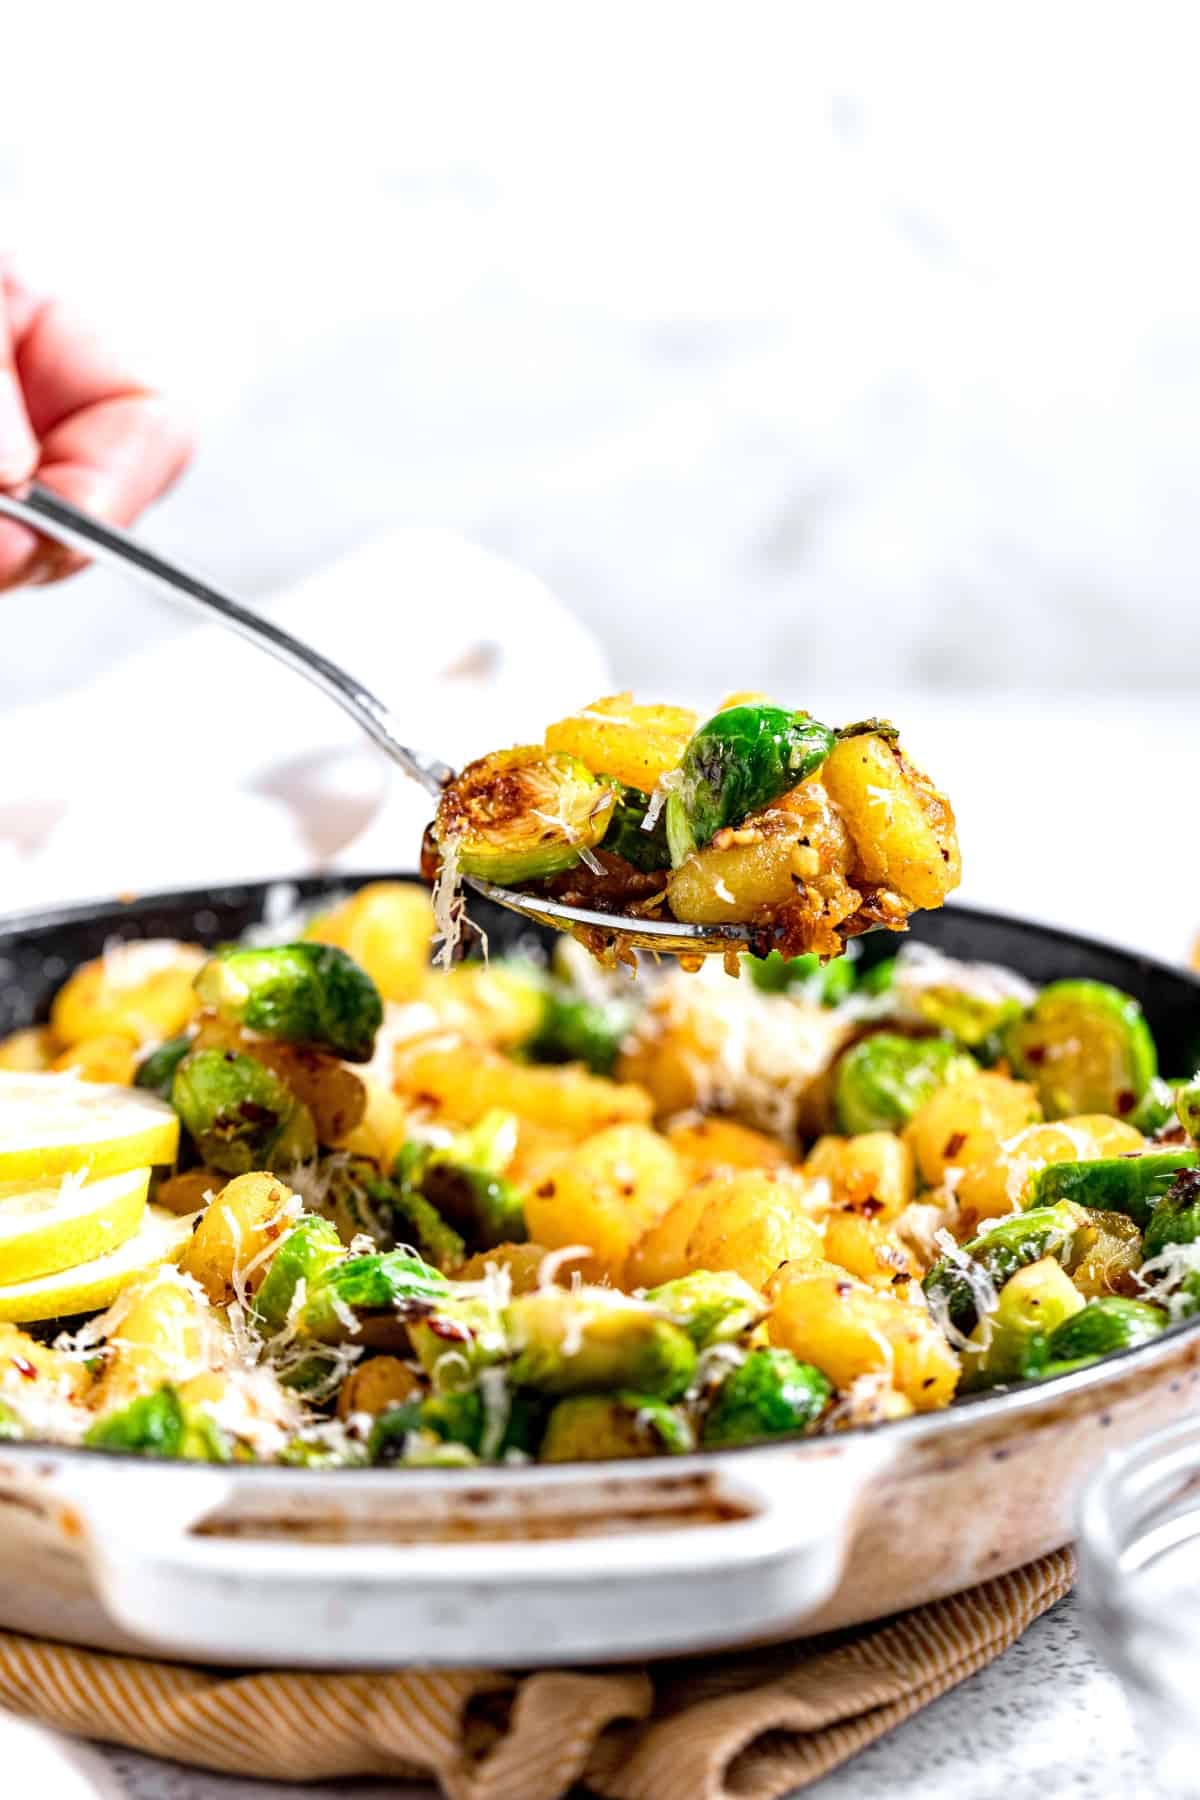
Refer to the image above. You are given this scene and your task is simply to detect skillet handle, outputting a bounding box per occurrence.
[54,1443,892,1667]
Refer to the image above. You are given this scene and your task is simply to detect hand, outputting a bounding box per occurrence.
[0,263,192,589]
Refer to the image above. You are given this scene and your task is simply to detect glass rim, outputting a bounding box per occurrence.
[1079,1416,1200,1621]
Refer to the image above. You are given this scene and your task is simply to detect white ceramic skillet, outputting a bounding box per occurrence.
[0,878,1197,1669]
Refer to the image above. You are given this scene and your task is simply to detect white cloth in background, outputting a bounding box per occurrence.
[0,529,611,916]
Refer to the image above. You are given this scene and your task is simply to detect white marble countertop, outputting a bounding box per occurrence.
[87,1594,1162,1800]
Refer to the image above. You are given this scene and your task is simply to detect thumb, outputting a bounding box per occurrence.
[0,273,37,485]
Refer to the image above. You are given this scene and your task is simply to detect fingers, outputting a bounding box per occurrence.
[29,394,194,582]
[0,267,193,591]
[0,277,41,587]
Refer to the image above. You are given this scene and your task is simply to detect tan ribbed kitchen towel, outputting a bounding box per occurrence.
[0,1550,1073,1799]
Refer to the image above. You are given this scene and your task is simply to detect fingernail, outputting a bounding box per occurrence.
[0,377,37,484]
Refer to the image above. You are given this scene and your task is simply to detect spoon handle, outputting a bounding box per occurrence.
[0,481,454,800]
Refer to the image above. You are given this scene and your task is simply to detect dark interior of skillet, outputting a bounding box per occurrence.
[4,875,1200,1074]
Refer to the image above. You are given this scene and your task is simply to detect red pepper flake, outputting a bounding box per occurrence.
[425,1315,471,1343]
[536,1181,557,1200]
[9,1355,36,1381]
[1116,1089,1136,1116]
[835,1279,853,1299]
[943,1131,967,1161]
[1025,1044,1047,1066]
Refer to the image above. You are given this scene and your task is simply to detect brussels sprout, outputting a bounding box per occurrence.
[1070,1208,1145,1299]
[134,1033,193,1101]
[85,1386,230,1462]
[195,943,383,1063]
[923,1202,1084,1336]
[643,1271,766,1348]
[0,1400,23,1441]
[599,783,671,873]
[251,1216,344,1333]
[409,1293,510,1387]
[664,703,836,864]
[1027,1151,1199,1230]
[701,1348,832,1446]
[324,1154,466,1271]
[540,1392,694,1462]
[745,949,857,1004]
[1143,1168,1200,1260]
[528,989,637,1077]
[857,956,898,998]
[507,1287,697,1400]
[402,1437,480,1468]
[171,1048,316,1175]
[434,747,618,886]
[1176,1077,1200,1141]
[299,1249,448,1345]
[1045,1297,1166,1362]
[907,989,1024,1050]
[368,1405,483,1467]
[1005,980,1157,1120]
[1133,1076,1186,1136]
[411,1112,526,1251]
[833,1033,977,1136]
[367,1400,426,1465]
[278,1433,370,1469]
[959,1258,1085,1391]
[419,1384,546,1460]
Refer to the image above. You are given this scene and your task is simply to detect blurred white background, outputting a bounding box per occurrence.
[1,2,1197,954]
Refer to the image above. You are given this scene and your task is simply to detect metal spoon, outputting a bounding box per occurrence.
[0,482,759,958]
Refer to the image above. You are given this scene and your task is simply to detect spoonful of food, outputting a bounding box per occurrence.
[0,482,961,967]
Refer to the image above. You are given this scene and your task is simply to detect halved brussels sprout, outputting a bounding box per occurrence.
[85,1385,230,1462]
[959,1258,1085,1391]
[1005,980,1157,1120]
[251,1217,345,1334]
[643,1271,765,1349]
[419,1384,545,1460]
[923,1201,1084,1336]
[540,1392,694,1462]
[664,703,836,864]
[396,1111,525,1252]
[745,948,858,1003]
[299,1249,448,1345]
[664,705,836,867]
[1176,1077,1200,1141]
[701,1348,831,1446]
[434,747,617,886]
[323,1153,467,1271]
[1028,1150,1199,1230]
[834,1033,977,1136]
[506,1286,697,1399]
[1142,1167,1200,1260]
[1045,1296,1166,1362]
[195,943,383,1063]
[1130,1076,1183,1136]
[599,783,672,872]
[171,1048,316,1175]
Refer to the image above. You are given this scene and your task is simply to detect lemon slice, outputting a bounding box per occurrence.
[0,1166,149,1286]
[0,1072,179,1182]
[0,1204,198,1324]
